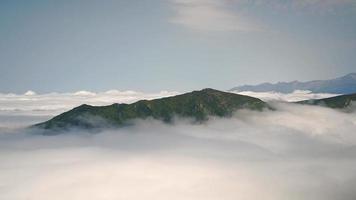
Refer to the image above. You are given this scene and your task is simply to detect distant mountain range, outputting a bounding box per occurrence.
[33,88,268,133]
[229,73,356,94]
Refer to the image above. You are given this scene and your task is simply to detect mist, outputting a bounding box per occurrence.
[1,101,356,200]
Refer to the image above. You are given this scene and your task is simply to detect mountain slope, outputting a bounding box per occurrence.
[229,73,356,94]
[298,93,356,109]
[33,88,268,131]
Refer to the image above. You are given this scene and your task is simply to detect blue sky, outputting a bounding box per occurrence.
[1,0,356,93]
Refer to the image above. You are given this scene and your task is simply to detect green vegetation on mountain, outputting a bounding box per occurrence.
[298,93,356,108]
[33,88,268,131]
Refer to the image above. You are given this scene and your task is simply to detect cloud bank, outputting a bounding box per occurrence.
[0,90,179,127]
[234,90,338,102]
[0,102,356,200]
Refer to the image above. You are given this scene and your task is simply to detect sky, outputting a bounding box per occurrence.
[1,0,356,93]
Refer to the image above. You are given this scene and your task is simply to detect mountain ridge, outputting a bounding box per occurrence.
[33,88,268,133]
[229,73,356,94]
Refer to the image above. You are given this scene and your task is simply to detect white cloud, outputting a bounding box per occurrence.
[0,90,180,127]
[73,90,96,96]
[170,0,263,32]
[169,0,355,32]
[0,103,356,200]
[24,90,36,96]
[0,90,179,114]
[234,90,339,102]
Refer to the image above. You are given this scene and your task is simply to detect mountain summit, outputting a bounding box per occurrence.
[229,73,356,94]
[33,88,268,132]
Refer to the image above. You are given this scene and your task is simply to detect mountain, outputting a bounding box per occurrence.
[229,73,356,94]
[298,93,356,109]
[33,88,268,132]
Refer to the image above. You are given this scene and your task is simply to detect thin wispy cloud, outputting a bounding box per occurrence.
[169,0,355,32]
[169,0,263,32]
[251,0,355,11]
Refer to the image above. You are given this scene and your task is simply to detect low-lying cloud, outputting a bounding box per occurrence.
[234,90,338,102]
[0,90,179,115]
[0,102,356,200]
[0,90,179,128]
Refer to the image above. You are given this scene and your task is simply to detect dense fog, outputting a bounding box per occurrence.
[0,91,355,200]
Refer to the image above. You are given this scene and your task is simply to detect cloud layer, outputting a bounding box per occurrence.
[0,90,179,127]
[0,102,356,200]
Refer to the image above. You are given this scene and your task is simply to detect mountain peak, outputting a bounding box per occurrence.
[200,88,218,92]
[32,89,268,133]
[195,88,230,95]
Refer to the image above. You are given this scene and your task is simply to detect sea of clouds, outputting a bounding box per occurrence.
[0,90,355,200]
[0,90,180,128]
